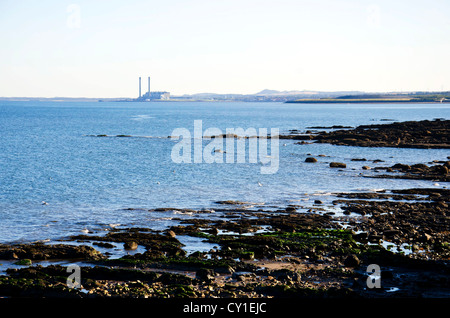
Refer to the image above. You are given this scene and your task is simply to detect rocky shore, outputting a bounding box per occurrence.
[1,183,448,299]
[0,119,448,300]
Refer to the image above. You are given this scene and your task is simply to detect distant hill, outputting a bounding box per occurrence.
[255,89,364,96]
[256,89,284,95]
[256,89,320,95]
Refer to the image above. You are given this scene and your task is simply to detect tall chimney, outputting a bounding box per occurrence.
[139,77,141,98]
[148,76,151,100]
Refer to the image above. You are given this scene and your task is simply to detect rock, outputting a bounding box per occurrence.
[354,232,368,242]
[13,259,32,266]
[343,254,360,267]
[0,243,105,261]
[368,234,383,243]
[93,242,115,248]
[411,163,428,170]
[232,272,256,282]
[208,227,219,235]
[392,163,411,171]
[240,251,254,260]
[314,200,323,204]
[362,166,371,170]
[431,165,448,175]
[351,158,367,161]
[223,265,235,275]
[158,272,193,285]
[285,206,297,212]
[305,157,318,163]
[0,250,20,260]
[383,230,399,238]
[124,241,138,250]
[166,230,176,238]
[421,233,433,242]
[269,269,301,284]
[196,268,216,282]
[330,162,346,168]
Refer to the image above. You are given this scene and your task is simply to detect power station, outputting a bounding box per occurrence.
[136,76,170,101]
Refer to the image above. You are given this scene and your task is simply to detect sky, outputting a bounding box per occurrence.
[0,0,449,97]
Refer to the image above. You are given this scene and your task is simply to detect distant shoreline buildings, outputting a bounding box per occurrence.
[135,76,170,101]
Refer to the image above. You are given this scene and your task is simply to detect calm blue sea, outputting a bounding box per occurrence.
[0,101,449,243]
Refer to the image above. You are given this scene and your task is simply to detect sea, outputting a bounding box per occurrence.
[0,101,449,244]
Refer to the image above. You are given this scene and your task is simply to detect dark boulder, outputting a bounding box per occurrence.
[391,163,411,171]
[330,162,346,168]
[196,268,216,282]
[124,241,138,250]
[343,254,360,267]
[305,157,318,163]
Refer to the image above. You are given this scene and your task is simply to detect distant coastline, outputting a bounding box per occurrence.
[286,93,450,104]
[286,99,450,104]
[1,90,449,103]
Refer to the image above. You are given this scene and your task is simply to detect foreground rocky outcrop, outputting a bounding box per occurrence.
[0,187,448,299]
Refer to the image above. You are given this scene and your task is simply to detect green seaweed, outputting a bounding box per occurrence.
[167,284,195,297]
[99,255,254,272]
[13,259,32,266]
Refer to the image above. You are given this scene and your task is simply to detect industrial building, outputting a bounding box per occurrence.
[137,76,170,101]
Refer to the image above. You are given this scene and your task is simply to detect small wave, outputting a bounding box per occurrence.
[174,210,194,215]
[355,188,385,192]
[131,115,155,121]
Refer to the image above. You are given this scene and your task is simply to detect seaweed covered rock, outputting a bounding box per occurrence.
[0,243,105,261]
[70,227,187,258]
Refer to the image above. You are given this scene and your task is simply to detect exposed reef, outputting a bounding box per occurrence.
[282,119,450,149]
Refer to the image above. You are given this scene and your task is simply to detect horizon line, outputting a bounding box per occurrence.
[1,89,450,100]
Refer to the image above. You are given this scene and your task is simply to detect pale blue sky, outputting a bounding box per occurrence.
[1,0,449,97]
